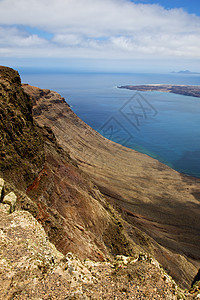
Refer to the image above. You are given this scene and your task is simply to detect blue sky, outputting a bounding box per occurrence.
[131,0,200,15]
[0,0,200,73]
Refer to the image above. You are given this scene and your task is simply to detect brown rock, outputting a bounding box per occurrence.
[0,203,10,214]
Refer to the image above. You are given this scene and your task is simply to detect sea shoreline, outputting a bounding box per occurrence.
[118,84,200,98]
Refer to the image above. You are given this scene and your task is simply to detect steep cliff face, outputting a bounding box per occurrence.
[0,66,142,264]
[0,66,44,187]
[22,82,200,289]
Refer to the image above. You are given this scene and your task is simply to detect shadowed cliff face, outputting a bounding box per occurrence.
[22,83,200,288]
[0,66,44,187]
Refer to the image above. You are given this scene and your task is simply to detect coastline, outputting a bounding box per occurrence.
[118,84,200,98]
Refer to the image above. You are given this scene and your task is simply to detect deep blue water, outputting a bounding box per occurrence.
[20,71,200,178]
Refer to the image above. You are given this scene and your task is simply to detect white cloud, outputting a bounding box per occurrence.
[52,34,83,46]
[0,0,200,62]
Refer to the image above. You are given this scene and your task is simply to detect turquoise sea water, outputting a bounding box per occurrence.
[20,71,200,178]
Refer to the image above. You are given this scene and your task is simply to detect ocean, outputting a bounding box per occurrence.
[20,70,200,178]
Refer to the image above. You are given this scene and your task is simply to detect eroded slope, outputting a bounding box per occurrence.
[0,196,189,300]
[22,83,200,288]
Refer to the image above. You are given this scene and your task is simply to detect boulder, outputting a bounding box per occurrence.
[3,192,17,213]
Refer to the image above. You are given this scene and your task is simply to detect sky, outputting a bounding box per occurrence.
[0,0,200,73]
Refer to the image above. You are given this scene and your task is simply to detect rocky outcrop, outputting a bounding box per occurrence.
[3,191,17,213]
[0,178,17,213]
[1,200,199,299]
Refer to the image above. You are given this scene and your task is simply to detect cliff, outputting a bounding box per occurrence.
[23,82,200,289]
[0,66,141,263]
[0,66,200,297]
[0,66,44,188]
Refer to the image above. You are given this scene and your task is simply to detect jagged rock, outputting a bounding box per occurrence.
[0,208,64,299]
[0,66,45,188]
[0,203,10,214]
[0,178,16,213]
[115,254,137,266]
[3,191,17,213]
[0,207,188,299]
[0,186,198,299]
[0,178,4,201]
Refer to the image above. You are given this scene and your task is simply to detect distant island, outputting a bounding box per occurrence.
[118,84,200,98]
[171,70,200,75]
